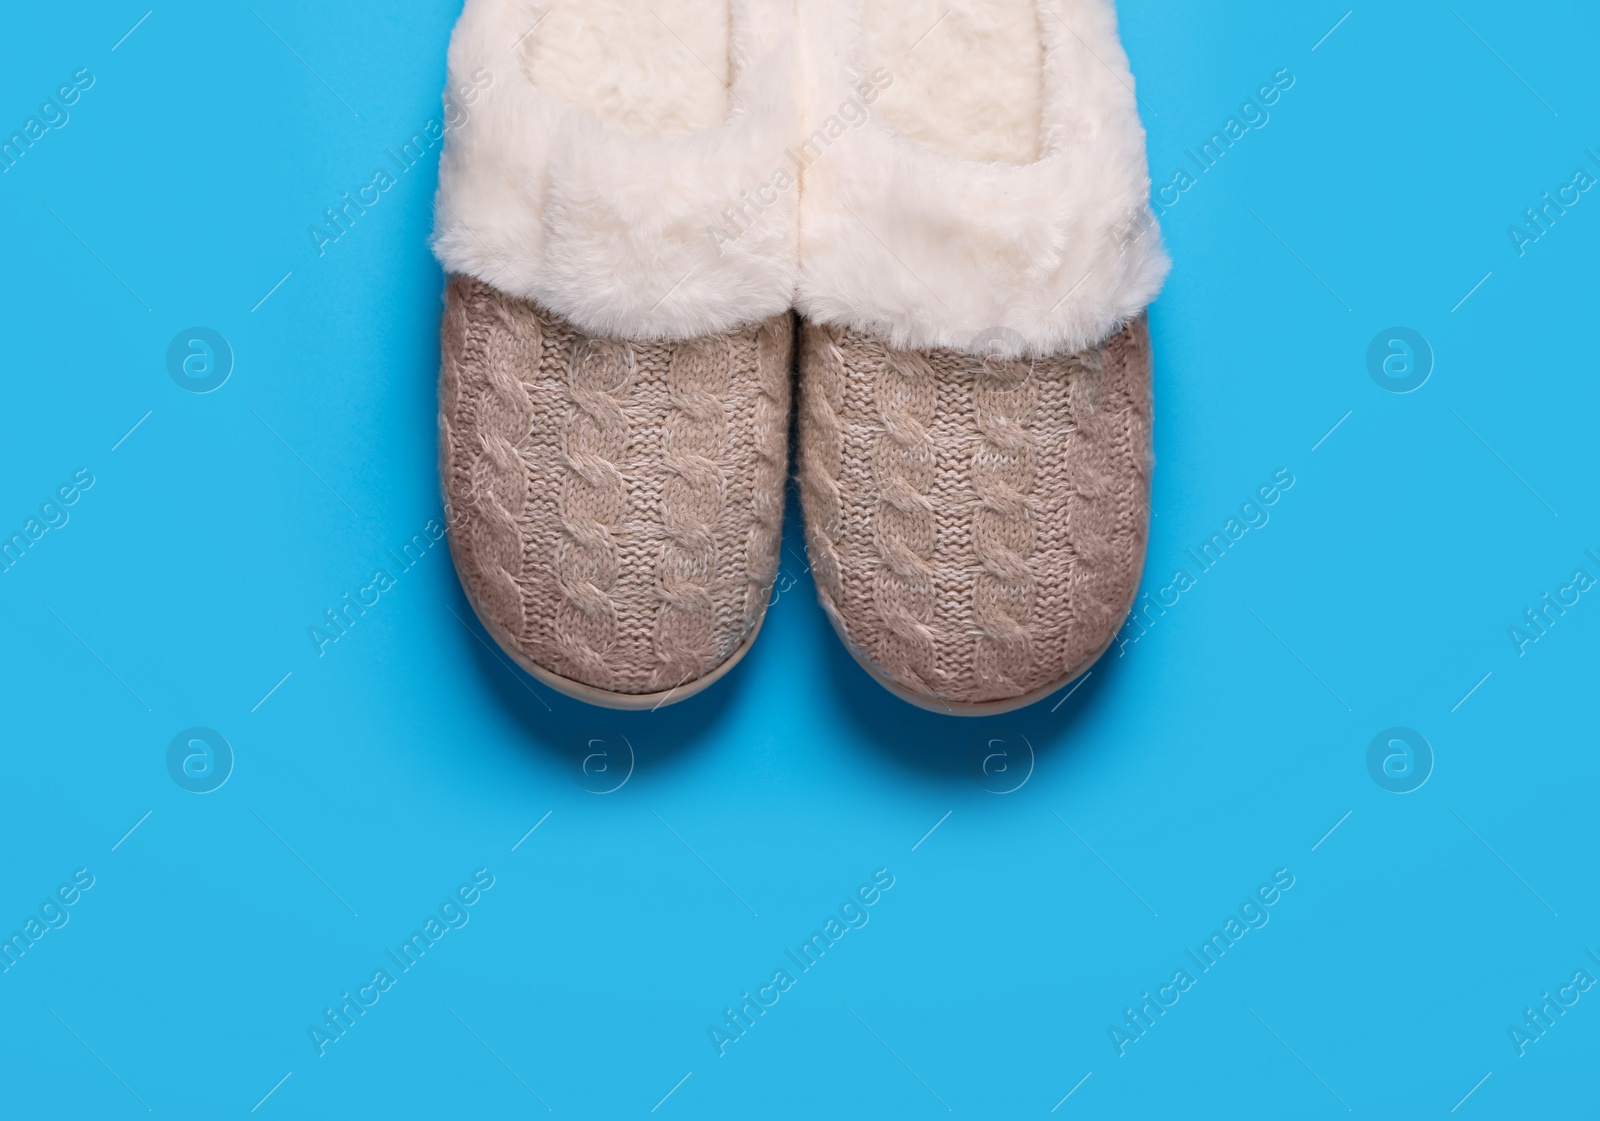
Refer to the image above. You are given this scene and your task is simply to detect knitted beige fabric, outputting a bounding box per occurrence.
[798,317,1152,712]
[441,276,794,703]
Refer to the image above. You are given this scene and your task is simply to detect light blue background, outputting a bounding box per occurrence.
[2,2,1596,1116]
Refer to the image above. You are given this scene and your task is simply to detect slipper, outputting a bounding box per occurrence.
[433,0,800,709]
[794,0,1169,715]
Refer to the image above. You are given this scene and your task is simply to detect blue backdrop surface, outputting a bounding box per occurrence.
[1,2,1597,1117]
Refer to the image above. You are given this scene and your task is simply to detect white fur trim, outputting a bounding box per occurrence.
[796,0,1169,357]
[433,0,800,341]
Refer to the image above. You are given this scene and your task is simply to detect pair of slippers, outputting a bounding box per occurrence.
[433,0,1168,715]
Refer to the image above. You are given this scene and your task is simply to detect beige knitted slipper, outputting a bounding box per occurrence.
[432,0,800,708]
[794,0,1169,714]
[799,317,1151,715]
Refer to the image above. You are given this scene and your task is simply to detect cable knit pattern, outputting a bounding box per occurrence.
[797,324,849,618]
[743,319,793,631]
[969,353,1040,696]
[870,346,940,695]
[653,337,732,689]
[797,316,1153,710]
[442,276,794,700]
[440,282,538,646]
[554,335,633,683]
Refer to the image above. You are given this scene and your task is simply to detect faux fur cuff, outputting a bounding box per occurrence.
[796,0,1169,357]
[432,0,800,342]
